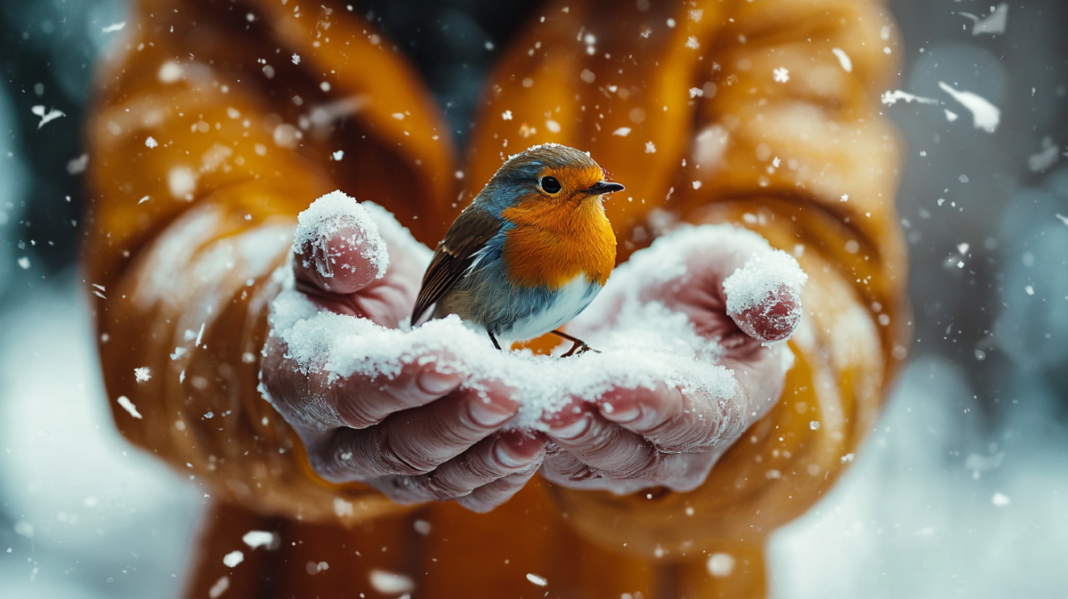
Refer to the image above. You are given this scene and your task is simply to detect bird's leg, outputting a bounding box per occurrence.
[488,331,502,351]
[551,329,599,358]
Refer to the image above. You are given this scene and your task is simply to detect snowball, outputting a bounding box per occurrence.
[723,249,807,315]
[293,190,389,281]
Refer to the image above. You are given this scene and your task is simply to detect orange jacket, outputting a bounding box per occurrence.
[85,0,907,597]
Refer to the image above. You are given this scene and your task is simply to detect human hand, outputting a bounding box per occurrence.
[260,194,546,512]
[539,226,806,494]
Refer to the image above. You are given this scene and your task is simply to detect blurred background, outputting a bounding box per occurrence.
[0,0,1065,597]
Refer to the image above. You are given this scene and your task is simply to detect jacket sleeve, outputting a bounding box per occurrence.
[84,0,456,524]
[461,0,909,558]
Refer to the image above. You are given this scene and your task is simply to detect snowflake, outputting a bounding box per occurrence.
[292,53,300,65]
[145,136,158,148]
[645,141,656,154]
[685,36,700,49]
[502,110,513,121]
[134,367,152,382]
[773,67,790,83]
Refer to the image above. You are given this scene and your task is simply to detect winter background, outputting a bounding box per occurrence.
[1,0,1066,597]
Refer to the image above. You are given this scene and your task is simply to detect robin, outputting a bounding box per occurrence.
[411,144,624,356]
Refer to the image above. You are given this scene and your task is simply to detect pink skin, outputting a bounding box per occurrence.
[540,242,801,494]
[261,214,546,513]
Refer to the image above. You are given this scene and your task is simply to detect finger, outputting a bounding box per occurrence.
[381,430,546,506]
[294,220,385,295]
[596,383,726,452]
[728,283,802,342]
[322,351,466,429]
[456,467,541,513]
[293,194,389,295]
[424,430,545,498]
[722,250,805,342]
[318,380,519,481]
[541,449,601,482]
[542,398,661,479]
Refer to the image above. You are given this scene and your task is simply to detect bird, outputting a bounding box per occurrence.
[411,144,623,356]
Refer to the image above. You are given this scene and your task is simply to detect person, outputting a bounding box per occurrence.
[83,0,908,596]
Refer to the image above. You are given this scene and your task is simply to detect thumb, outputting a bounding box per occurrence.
[292,191,389,295]
[723,249,806,343]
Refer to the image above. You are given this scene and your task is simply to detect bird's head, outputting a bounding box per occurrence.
[477,144,624,215]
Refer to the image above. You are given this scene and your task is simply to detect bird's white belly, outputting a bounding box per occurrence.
[501,275,598,341]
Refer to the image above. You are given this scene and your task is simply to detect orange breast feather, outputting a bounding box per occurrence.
[500,198,616,290]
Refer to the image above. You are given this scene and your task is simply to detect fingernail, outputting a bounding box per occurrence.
[494,440,533,468]
[417,367,460,395]
[549,415,591,440]
[470,398,515,427]
[602,403,640,423]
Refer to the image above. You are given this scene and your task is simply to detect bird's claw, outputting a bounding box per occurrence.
[561,341,599,358]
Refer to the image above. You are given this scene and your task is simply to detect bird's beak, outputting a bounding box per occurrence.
[586,181,625,196]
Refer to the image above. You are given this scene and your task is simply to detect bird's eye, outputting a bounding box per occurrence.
[540,176,562,194]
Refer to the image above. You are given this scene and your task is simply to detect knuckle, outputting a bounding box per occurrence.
[373,430,435,476]
[332,396,378,429]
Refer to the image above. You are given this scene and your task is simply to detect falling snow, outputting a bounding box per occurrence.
[31,105,65,129]
[831,48,853,72]
[116,396,142,419]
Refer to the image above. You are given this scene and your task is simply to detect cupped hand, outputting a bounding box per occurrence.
[260,201,546,512]
[540,227,804,494]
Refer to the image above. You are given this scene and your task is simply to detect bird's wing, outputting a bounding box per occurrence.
[411,207,504,326]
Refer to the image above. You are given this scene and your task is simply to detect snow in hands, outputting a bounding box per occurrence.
[268,195,808,429]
